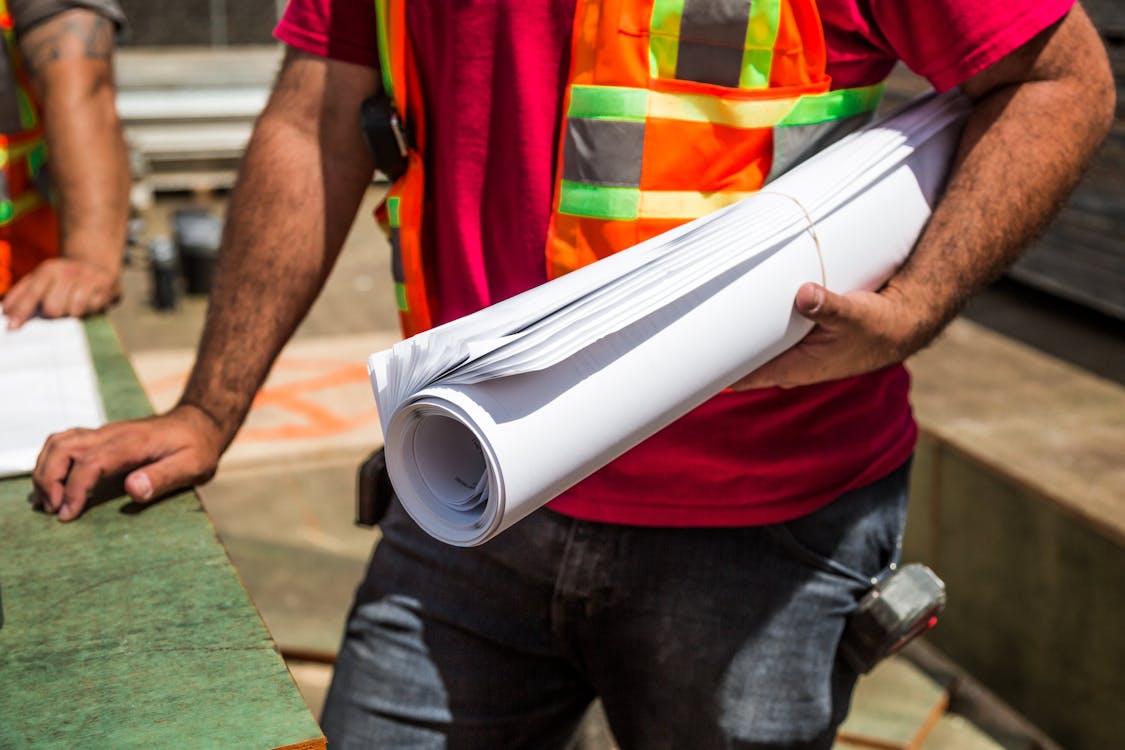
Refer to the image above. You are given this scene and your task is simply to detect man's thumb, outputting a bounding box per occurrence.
[794,283,846,321]
[124,471,157,502]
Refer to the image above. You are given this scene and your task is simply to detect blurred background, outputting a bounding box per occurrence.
[105,3,1124,749]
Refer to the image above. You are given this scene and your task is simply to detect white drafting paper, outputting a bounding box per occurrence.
[369,91,970,546]
[0,316,105,477]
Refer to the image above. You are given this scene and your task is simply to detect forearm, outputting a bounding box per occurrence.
[178,54,378,448]
[883,9,1115,354]
[23,9,129,270]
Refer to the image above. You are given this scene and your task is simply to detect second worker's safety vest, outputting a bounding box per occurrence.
[0,0,57,297]
[374,0,884,337]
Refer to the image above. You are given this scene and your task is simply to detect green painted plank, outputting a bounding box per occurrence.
[0,316,323,749]
[84,315,155,422]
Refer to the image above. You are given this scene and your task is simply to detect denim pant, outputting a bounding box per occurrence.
[321,461,910,749]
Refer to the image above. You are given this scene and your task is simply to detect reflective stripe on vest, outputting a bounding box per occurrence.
[373,0,884,337]
[373,0,432,335]
[0,138,47,226]
[0,0,49,221]
[0,0,55,295]
[648,0,784,89]
[557,81,883,220]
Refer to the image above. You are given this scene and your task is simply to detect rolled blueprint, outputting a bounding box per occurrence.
[369,91,970,546]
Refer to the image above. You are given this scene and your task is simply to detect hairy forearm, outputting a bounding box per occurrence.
[178,56,377,447]
[884,11,1115,353]
[732,7,1114,392]
[22,10,129,269]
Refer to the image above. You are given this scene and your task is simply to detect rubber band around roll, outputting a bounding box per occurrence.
[758,191,827,288]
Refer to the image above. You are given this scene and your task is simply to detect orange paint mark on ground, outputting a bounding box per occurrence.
[241,361,375,442]
[141,357,377,443]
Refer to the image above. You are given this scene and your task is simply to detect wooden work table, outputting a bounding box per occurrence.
[0,317,325,749]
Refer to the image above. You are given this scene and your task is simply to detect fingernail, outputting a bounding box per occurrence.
[58,503,74,522]
[808,286,825,313]
[134,473,154,501]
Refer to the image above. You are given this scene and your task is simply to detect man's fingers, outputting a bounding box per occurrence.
[58,456,107,522]
[2,272,49,328]
[39,273,74,318]
[33,429,89,513]
[731,349,804,391]
[66,283,91,318]
[5,262,121,325]
[31,410,225,523]
[85,281,118,314]
[34,426,144,518]
[51,442,122,520]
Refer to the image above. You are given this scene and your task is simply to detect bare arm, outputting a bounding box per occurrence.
[178,49,379,448]
[735,5,1115,389]
[1,9,130,328]
[33,49,380,521]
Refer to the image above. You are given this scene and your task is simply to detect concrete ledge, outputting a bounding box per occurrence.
[905,320,1125,749]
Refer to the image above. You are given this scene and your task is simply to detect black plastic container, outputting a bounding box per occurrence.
[173,208,222,296]
[149,236,179,311]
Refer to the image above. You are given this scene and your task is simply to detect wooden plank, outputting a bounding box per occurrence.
[0,317,325,750]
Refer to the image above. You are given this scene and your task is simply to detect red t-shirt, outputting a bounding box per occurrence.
[277,0,1073,526]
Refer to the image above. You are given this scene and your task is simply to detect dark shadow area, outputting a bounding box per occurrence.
[118,495,174,516]
[962,277,1125,386]
[23,472,176,519]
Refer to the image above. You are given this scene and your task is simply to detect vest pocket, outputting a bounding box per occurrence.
[620,0,816,91]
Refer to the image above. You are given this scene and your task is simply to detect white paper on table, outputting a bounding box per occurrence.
[0,316,105,477]
[369,91,971,546]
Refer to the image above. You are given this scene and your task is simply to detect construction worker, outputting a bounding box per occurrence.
[0,0,129,330]
[33,1,1114,747]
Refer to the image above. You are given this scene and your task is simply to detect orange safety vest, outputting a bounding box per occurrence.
[374,0,883,337]
[0,0,57,297]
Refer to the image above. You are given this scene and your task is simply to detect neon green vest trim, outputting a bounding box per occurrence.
[648,0,683,81]
[373,0,396,103]
[741,0,783,89]
[567,82,884,128]
[0,192,45,226]
[648,0,784,90]
[387,195,402,227]
[558,81,884,222]
[777,84,886,126]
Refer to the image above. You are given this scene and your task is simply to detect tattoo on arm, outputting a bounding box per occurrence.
[21,12,114,77]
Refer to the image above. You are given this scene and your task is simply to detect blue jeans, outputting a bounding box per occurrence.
[321,461,910,749]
